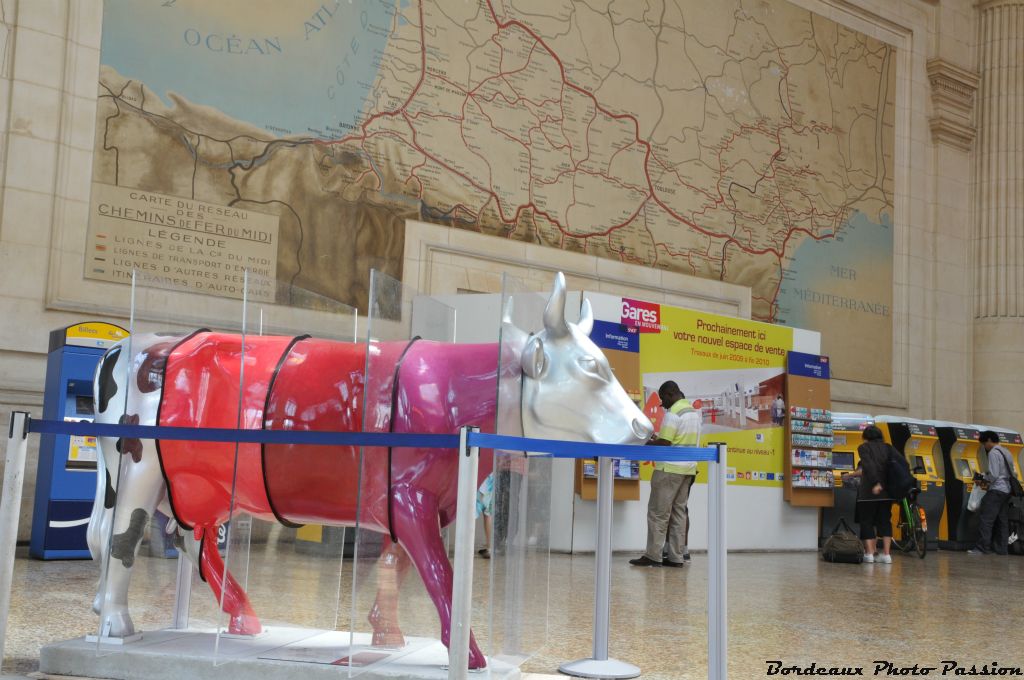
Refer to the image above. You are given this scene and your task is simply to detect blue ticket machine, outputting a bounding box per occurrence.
[30,322,128,559]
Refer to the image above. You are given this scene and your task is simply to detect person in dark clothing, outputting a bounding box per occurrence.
[969,430,1014,555]
[845,425,896,563]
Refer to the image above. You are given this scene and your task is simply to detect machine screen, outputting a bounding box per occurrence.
[913,456,927,474]
[75,395,94,416]
[833,452,855,470]
[955,459,972,478]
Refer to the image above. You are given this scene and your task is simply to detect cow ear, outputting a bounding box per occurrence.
[522,335,547,379]
[577,299,594,337]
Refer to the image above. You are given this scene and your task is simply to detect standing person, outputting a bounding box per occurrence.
[845,425,895,563]
[771,394,786,426]
[476,472,494,559]
[629,381,700,568]
[969,431,1014,555]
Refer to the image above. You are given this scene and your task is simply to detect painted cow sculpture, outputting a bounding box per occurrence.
[86,273,653,669]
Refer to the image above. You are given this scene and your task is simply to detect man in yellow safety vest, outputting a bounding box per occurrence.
[629,380,700,568]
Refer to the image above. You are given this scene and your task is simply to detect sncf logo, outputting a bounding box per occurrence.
[620,298,661,332]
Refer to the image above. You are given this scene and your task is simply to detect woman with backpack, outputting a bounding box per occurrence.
[845,425,899,563]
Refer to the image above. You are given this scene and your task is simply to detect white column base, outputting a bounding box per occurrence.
[558,657,641,679]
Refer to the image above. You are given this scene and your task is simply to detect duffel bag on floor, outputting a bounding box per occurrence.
[821,519,864,563]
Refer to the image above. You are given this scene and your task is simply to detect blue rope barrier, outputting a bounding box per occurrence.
[468,431,718,462]
[26,418,720,463]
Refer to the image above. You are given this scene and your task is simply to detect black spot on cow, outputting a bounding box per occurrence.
[111,508,148,568]
[104,472,116,509]
[115,413,143,463]
[137,339,181,394]
[97,346,121,414]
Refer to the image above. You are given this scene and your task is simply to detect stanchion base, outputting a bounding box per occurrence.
[559,657,641,679]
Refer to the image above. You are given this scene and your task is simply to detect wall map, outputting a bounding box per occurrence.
[89,0,895,383]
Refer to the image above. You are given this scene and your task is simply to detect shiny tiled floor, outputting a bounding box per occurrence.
[4,543,1024,679]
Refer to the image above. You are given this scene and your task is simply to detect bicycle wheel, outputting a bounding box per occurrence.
[891,521,910,553]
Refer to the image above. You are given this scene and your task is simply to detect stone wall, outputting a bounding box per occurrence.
[0,0,1007,542]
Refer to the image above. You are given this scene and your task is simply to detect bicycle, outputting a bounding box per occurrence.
[891,488,928,558]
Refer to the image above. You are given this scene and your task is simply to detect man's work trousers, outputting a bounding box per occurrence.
[976,488,1010,555]
[645,469,695,563]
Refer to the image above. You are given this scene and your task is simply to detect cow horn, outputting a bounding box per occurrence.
[577,298,594,336]
[543,272,569,337]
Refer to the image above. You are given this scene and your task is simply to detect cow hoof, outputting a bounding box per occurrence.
[371,631,406,649]
[100,609,136,638]
[227,613,262,636]
[469,647,487,670]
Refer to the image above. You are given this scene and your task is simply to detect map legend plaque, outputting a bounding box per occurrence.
[86,183,280,302]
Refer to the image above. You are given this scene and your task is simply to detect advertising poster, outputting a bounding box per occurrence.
[586,293,794,486]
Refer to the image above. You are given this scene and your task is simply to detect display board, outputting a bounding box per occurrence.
[783,352,834,508]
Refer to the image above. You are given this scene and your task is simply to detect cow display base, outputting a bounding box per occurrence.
[40,627,519,680]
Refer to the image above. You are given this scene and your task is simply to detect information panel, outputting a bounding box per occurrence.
[86,183,279,301]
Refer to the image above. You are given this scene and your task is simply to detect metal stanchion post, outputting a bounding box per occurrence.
[1,412,30,666]
[559,454,640,679]
[171,555,193,630]
[448,426,480,680]
[707,443,728,680]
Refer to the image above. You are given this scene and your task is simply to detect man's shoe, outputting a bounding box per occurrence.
[878,554,892,564]
[682,552,692,563]
[628,555,662,567]
[967,547,991,555]
[663,560,685,568]
[863,553,875,563]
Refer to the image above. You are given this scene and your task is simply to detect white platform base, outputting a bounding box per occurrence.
[558,657,640,679]
[41,627,520,680]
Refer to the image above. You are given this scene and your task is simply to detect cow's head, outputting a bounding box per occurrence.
[509,273,654,445]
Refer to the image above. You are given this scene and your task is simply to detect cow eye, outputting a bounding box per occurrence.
[577,356,606,380]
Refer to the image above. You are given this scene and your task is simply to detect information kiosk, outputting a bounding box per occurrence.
[930,421,983,550]
[874,416,945,548]
[30,322,128,559]
[820,413,873,544]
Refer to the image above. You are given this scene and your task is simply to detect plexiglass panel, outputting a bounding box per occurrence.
[347,269,475,676]
[488,273,556,670]
[214,272,357,665]
[94,270,246,657]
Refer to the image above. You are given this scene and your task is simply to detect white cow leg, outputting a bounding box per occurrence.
[96,447,164,638]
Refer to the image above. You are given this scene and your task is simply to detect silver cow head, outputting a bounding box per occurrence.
[507,273,654,445]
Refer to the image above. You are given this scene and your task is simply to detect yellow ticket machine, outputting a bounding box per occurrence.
[930,422,983,550]
[874,416,945,548]
[820,413,873,544]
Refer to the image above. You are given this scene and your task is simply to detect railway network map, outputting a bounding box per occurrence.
[88,0,895,383]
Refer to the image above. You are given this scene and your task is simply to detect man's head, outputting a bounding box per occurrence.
[862,425,884,442]
[979,430,1000,451]
[658,381,684,409]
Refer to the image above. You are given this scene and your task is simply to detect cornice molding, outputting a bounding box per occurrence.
[926,59,979,150]
[976,0,1024,11]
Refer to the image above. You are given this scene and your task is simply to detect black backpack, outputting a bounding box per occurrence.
[821,519,865,564]
[997,449,1024,498]
[885,446,917,500]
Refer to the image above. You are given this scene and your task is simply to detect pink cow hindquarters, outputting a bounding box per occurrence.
[389,340,500,526]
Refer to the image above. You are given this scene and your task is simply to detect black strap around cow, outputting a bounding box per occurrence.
[386,336,421,544]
